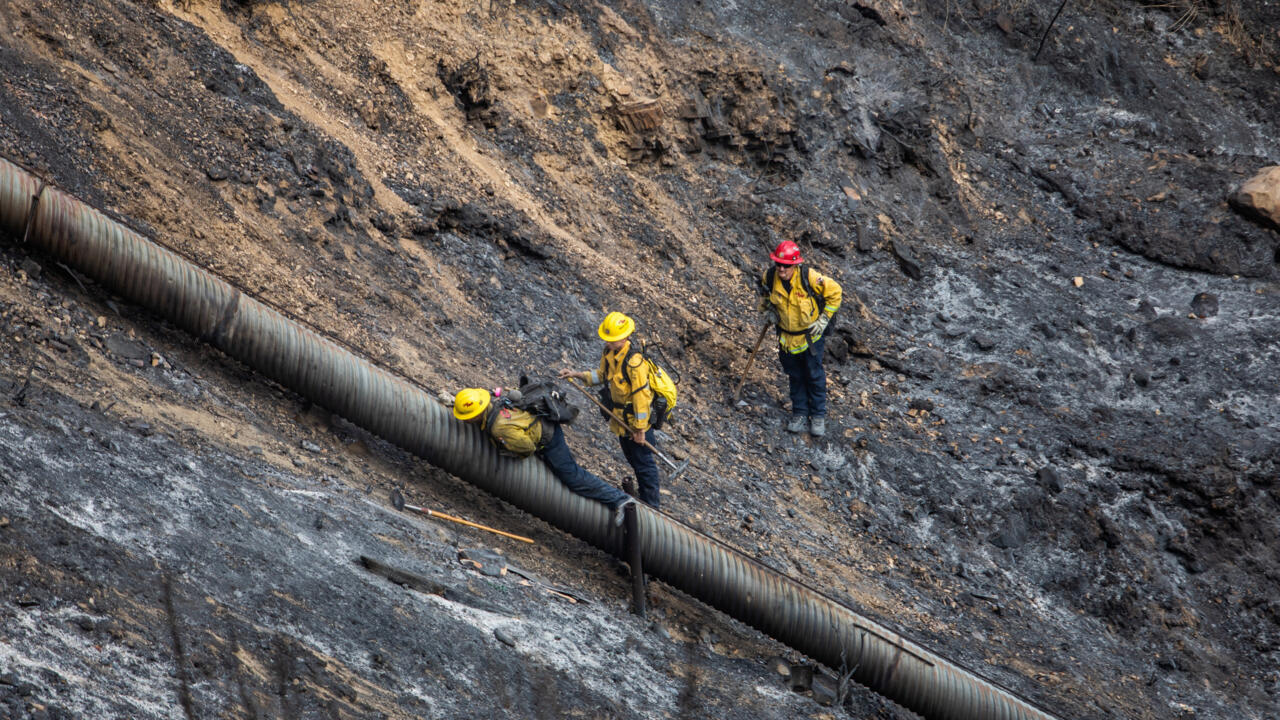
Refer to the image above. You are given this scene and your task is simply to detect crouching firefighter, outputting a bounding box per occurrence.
[559,311,676,508]
[759,240,843,437]
[452,385,635,525]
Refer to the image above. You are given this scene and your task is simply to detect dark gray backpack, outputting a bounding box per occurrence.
[509,376,579,424]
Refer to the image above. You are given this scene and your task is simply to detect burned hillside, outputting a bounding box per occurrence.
[2,1,1278,719]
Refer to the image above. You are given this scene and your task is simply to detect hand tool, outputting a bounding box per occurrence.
[733,323,772,404]
[564,378,691,481]
[390,489,534,543]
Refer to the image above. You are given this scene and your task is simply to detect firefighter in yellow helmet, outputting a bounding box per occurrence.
[452,386,634,524]
[759,240,842,437]
[558,311,662,507]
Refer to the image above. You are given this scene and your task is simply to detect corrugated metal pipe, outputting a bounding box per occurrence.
[0,156,1062,720]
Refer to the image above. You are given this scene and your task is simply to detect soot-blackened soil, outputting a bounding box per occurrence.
[2,1,1278,718]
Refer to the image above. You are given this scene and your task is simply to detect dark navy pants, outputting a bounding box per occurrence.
[618,430,661,508]
[779,336,826,417]
[536,424,629,509]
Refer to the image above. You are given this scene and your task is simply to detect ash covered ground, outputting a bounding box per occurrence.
[1,1,1278,718]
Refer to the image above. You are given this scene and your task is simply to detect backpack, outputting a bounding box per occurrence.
[506,376,579,424]
[762,264,837,326]
[598,346,678,431]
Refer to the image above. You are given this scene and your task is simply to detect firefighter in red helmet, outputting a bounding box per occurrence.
[758,240,842,437]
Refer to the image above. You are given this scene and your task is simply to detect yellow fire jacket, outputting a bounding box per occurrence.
[586,340,653,435]
[480,404,543,458]
[761,266,843,354]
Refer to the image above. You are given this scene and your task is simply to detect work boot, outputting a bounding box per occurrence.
[786,415,806,433]
[809,416,826,437]
[613,498,636,527]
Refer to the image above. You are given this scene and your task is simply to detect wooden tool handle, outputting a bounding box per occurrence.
[410,506,535,543]
[733,323,772,402]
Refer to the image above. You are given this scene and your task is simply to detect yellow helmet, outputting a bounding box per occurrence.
[597,311,635,342]
[452,388,491,420]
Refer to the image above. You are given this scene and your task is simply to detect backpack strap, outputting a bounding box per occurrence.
[799,265,823,305]
[798,265,836,322]
[765,264,821,304]
[766,264,826,333]
[481,402,504,432]
[485,398,541,435]
[620,345,651,399]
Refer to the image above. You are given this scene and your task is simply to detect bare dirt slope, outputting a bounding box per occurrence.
[2,1,1278,718]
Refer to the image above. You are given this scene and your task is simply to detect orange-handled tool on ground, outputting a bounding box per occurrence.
[390,489,534,544]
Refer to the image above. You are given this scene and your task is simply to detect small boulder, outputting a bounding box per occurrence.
[1036,467,1064,493]
[890,240,923,280]
[1131,366,1151,387]
[1230,165,1280,230]
[907,397,934,413]
[205,162,230,181]
[1144,315,1201,345]
[904,348,948,379]
[370,211,397,234]
[494,628,517,647]
[826,335,849,362]
[1190,292,1218,319]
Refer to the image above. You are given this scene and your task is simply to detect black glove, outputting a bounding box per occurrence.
[760,303,780,325]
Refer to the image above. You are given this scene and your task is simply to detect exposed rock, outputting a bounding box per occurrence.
[1190,292,1218,319]
[889,240,922,280]
[1143,315,1202,344]
[104,336,149,360]
[907,397,934,413]
[1230,165,1280,230]
[1036,467,1064,494]
[439,57,496,125]
[846,105,882,159]
[614,98,663,134]
[902,348,949,378]
[205,163,229,181]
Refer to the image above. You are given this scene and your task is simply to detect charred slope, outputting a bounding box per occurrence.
[1,1,1277,719]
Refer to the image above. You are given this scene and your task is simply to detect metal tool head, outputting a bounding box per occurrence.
[390,488,406,512]
[668,459,691,482]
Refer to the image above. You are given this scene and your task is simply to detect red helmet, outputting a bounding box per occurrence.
[770,240,803,265]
